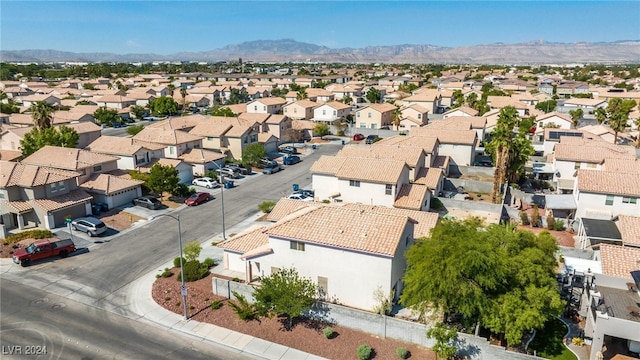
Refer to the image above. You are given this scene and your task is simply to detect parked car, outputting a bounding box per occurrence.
[365,135,379,144]
[353,133,365,141]
[132,195,162,210]
[12,238,76,267]
[192,177,219,188]
[259,158,277,168]
[71,217,107,237]
[283,155,301,165]
[225,163,251,175]
[279,146,299,155]
[292,189,315,198]
[287,193,313,202]
[216,167,240,179]
[262,163,281,175]
[185,192,211,206]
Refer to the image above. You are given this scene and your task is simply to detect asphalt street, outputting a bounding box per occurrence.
[0,279,257,360]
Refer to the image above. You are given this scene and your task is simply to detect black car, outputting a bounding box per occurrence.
[132,196,162,210]
[365,135,379,144]
[280,146,299,155]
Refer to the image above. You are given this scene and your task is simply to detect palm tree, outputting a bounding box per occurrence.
[594,107,607,124]
[167,84,175,97]
[180,87,188,110]
[296,87,308,100]
[605,98,636,144]
[29,101,54,129]
[569,108,583,129]
[487,106,519,204]
[391,108,402,131]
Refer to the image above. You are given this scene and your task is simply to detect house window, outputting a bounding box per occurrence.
[293,108,297,113]
[371,124,377,129]
[50,183,57,193]
[333,110,336,115]
[290,241,305,251]
[169,146,175,155]
[385,184,392,195]
[0,192,4,199]
[368,112,371,118]
[360,123,366,128]
[417,114,421,119]
[254,105,257,111]
[574,162,581,170]
[322,110,326,115]
[622,197,637,204]
[58,181,66,191]
[349,180,360,187]
[93,165,102,172]
[317,276,328,298]
[605,195,614,206]
[357,112,360,117]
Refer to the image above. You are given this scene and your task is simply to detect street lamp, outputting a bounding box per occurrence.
[207,161,226,240]
[151,213,188,320]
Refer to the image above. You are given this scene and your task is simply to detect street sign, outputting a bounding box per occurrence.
[64,218,73,224]
[181,285,187,296]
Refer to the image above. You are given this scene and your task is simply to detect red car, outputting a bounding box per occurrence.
[353,133,365,141]
[185,192,211,206]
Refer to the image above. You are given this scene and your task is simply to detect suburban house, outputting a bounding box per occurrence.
[283,100,317,120]
[85,136,165,170]
[133,120,204,161]
[486,96,530,116]
[354,103,397,129]
[305,88,335,102]
[217,205,422,311]
[22,146,119,185]
[401,90,442,114]
[563,98,607,111]
[326,84,363,103]
[409,127,478,168]
[176,147,226,177]
[442,106,478,119]
[93,95,136,109]
[246,97,287,114]
[262,114,292,144]
[434,116,487,143]
[188,116,260,161]
[19,94,61,107]
[556,81,590,96]
[535,112,574,134]
[311,101,351,123]
[309,155,427,209]
[137,157,194,185]
[79,173,144,210]
[573,167,640,220]
[0,161,92,231]
[399,104,429,129]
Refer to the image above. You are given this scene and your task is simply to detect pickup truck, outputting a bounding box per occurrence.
[12,239,76,267]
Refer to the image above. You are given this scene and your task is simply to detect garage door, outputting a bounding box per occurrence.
[264,141,278,154]
[109,187,139,208]
[52,203,88,228]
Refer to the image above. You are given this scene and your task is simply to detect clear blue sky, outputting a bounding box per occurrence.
[2,1,638,54]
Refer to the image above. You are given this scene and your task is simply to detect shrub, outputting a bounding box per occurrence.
[228,291,257,321]
[203,257,216,268]
[172,183,193,197]
[164,296,171,301]
[430,198,444,210]
[323,327,334,339]
[572,337,585,346]
[173,257,186,268]
[231,277,241,282]
[177,260,209,282]
[396,347,409,359]
[258,200,277,213]
[531,205,541,227]
[157,268,173,278]
[553,219,565,231]
[519,211,530,225]
[357,344,373,360]
[210,300,223,310]
[546,213,555,230]
[183,240,202,262]
[3,229,54,245]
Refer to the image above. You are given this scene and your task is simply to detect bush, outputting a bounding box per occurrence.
[546,213,555,230]
[3,229,53,245]
[177,260,209,282]
[357,344,373,360]
[173,257,186,268]
[323,327,334,339]
[396,347,409,359]
[519,210,530,225]
[258,200,276,213]
[156,268,173,278]
[228,291,257,321]
[553,219,565,231]
[210,300,223,310]
[531,205,541,227]
[203,257,216,268]
[172,183,193,197]
[183,240,202,262]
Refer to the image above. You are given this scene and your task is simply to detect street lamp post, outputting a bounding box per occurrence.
[152,213,188,320]
[208,161,227,240]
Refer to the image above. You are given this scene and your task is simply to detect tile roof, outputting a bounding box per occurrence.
[80,173,143,195]
[6,200,33,213]
[86,136,149,156]
[576,169,640,196]
[251,97,287,106]
[265,206,413,257]
[603,158,640,173]
[414,167,443,188]
[266,198,322,222]
[137,158,185,172]
[0,150,22,162]
[63,121,102,134]
[617,216,640,246]
[309,155,348,175]
[133,123,203,145]
[291,119,315,130]
[375,135,439,154]
[599,244,640,279]
[22,146,118,171]
[427,119,472,131]
[238,112,271,124]
[0,162,79,188]
[361,103,397,113]
[334,157,407,184]
[443,106,478,116]
[431,155,450,169]
[178,148,226,163]
[318,101,351,111]
[438,116,487,129]
[393,184,428,210]
[336,144,424,168]
[188,119,233,137]
[216,225,270,253]
[31,189,93,212]
[554,142,636,163]
[340,203,439,239]
[409,127,477,145]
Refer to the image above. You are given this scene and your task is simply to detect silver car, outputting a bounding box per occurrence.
[71,217,107,237]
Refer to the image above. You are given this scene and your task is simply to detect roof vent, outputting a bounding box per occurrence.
[338,229,343,234]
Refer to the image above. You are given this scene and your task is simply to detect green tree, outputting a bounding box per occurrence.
[147,163,180,196]
[426,323,458,360]
[341,95,353,105]
[486,106,518,203]
[365,87,381,104]
[149,96,179,116]
[296,87,308,100]
[167,83,175,97]
[535,100,557,113]
[241,142,266,167]
[20,125,79,157]
[75,99,91,106]
[252,267,317,330]
[208,105,236,117]
[1,99,20,114]
[126,124,145,136]
[130,105,147,119]
[594,107,607,124]
[314,122,330,138]
[391,107,402,130]
[183,240,202,262]
[93,107,122,127]
[605,98,636,144]
[569,108,583,129]
[29,101,55,129]
[227,88,249,104]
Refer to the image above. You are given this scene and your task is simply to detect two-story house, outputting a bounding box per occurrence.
[336,144,426,182]
[93,95,136,109]
[573,166,640,220]
[409,127,478,168]
[535,112,573,134]
[283,100,317,120]
[311,101,351,123]
[246,97,287,114]
[354,103,397,130]
[188,116,260,161]
[85,136,165,170]
[0,161,92,231]
[399,104,429,129]
[401,90,442,115]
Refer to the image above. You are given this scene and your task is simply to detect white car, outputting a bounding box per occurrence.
[287,193,313,202]
[192,177,219,188]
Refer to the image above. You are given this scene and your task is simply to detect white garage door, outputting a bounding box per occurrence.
[109,187,140,208]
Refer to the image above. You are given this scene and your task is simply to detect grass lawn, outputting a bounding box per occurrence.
[528,318,577,360]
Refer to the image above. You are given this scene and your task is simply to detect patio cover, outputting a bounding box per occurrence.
[545,194,577,210]
[582,218,622,241]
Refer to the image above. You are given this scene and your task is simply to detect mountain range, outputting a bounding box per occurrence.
[2,39,639,64]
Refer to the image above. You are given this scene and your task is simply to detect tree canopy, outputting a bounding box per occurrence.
[93,107,123,127]
[252,267,317,330]
[29,101,55,129]
[147,163,181,195]
[149,96,179,116]
[241,142,266,167]
[604,98,636,144]
[401,218,563,346]
[365,87,381,104]
[20,125,79,157]
[535,100,557,113]
[207,105,236,117]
